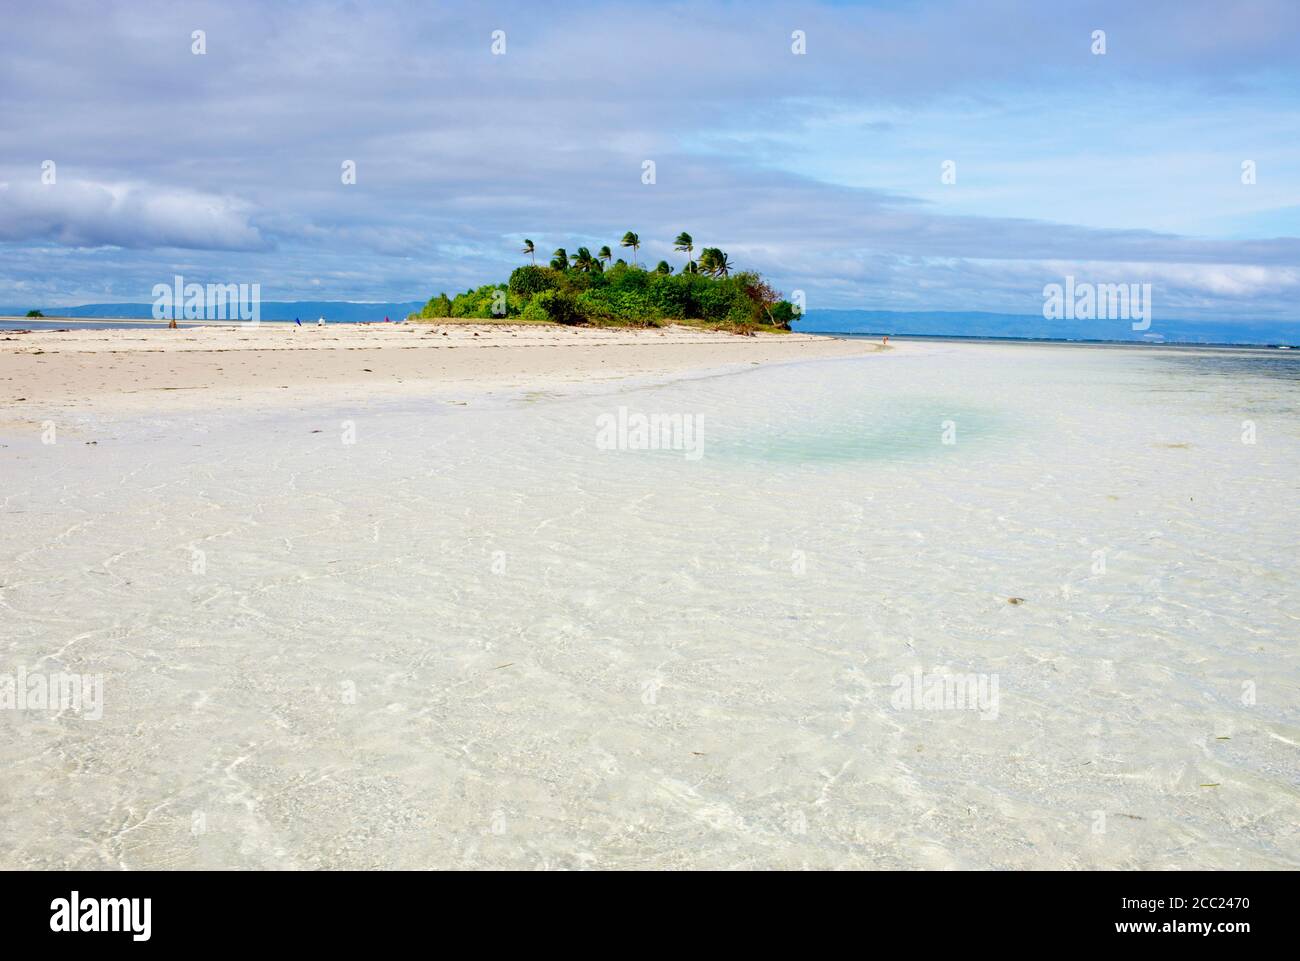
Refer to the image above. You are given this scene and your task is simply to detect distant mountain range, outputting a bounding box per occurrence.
[3,302,1295,345]
[795,309,1296,346]
[1,301,425,323]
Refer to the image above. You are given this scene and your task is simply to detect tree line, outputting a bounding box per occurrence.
[414,230,797,329]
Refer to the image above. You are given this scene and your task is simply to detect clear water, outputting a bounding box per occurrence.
[1,343,1297,869]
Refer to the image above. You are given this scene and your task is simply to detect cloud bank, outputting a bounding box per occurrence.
[0,0,1297,326]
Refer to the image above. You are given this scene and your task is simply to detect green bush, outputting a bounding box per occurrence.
[604,262,649,293]
[768,300,796,328]
[450,284,509,318]
[695,279,742,322]
[647,275,691,318]
[508,266,558,300]
[418,293,452,318]
[575,289,617,323]
[524,288,582,325]
[604,287,659,321]
[727,299,755,324]
[519,292,550,321]
[557,270,596,295]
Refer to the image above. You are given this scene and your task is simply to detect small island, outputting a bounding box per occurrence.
[409,230,799,331]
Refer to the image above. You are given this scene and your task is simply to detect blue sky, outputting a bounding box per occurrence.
[1,0,1298,328]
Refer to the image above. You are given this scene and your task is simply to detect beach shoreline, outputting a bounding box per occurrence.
[0,322,882,430]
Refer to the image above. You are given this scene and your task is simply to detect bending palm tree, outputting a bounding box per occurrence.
[698,247,733,278]
[673,231,694,271]
[550,247,569,270]
[521,239,535,265]
[620,231,640,267]
[598,245,613,269]
[573,247,596,272]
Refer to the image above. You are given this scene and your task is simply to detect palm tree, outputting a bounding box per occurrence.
[573,247,596,272]
[673,232,694,271]
[654,260,672,274]
[598,245,613,269]
[698,247,733,278]
[550,247,569,270]
[521,239,535,265]
[620,231,640,267]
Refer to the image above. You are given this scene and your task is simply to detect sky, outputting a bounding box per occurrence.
[1,0,1298,328]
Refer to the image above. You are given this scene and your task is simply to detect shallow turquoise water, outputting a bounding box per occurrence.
[711,399,1003,464]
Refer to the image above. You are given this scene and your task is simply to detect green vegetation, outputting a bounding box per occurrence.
[410,229,797,331]
[673,231,694,271]
[697,247,733,277]
[619,231,641,267]
[26,309,44,318]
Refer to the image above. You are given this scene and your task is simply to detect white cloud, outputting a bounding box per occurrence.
[0,179,266,251]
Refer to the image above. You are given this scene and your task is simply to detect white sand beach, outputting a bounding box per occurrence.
[0,322,879,422]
